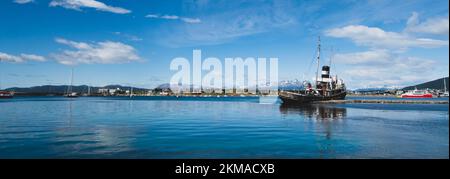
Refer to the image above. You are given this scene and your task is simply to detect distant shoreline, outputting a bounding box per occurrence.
[8,93,450,98]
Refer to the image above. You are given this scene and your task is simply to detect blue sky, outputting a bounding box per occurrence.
[0,0,448,89]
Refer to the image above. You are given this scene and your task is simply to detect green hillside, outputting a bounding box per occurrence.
[403,77,449,90]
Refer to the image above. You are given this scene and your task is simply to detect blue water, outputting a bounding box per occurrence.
[347,95,450,101]
[0,96,448,159]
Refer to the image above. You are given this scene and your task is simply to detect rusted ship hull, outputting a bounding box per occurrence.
[279,91,346,104]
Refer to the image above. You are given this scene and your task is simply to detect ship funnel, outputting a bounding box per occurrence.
[321,66,331,82]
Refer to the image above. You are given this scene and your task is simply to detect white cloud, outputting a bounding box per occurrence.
[52,38,141,65]
[145,14,201,24]
[160,15,179,20]
[405,12,449,35]
[325,25,448,49]
[20,54,47,62]
[325,12,448,88]
[334,50,392,65]
[406,12,420,28]
[49,0,131,14]
[13,0,34,4]
[145,14,159,18]
[113,32,143,41]
[0,52,23,63]
[0,52,46,63]
[333,50,440,88]
[180,17,201,24]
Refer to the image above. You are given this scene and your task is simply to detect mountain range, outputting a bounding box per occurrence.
[6,85,149,95]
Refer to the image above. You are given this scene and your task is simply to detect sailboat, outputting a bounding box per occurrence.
[442,78,449,97]
[129,87,134,98]
[65,68,78,98]
[0,59,14,99]
[82,85,91,97]
[279,37,347,104]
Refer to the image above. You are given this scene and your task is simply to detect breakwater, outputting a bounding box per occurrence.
[316,99,449,104]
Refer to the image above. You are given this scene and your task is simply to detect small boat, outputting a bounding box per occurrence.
[129,87,134,98]
[442,92,449,97]
[400,89,433,98]
[65,92,78,98]
[279,37,347,104]
[65,68,78,98]
[0,91,14,99]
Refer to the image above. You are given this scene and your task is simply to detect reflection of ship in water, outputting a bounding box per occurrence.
[279,104,347,120]
[280,104,348,158]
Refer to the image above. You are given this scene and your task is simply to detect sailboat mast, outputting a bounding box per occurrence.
[71,68,74,89]
[329,46,334,67]
[444,78,447,92]
[315,36,321,86]
[68,68,74,94]
[130,87,133,97]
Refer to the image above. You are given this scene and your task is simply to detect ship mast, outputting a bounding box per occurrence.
[315,36,321,87]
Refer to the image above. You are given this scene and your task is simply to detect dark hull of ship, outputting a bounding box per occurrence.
[64,95,79,98]
[0,96,13,99]
[279,91,346,104]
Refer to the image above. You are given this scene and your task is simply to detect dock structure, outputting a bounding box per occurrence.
[314,99,449,104]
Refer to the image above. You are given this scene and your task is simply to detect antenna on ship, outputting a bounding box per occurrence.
[329,46,339,81]
[329,46,334,67]
[315,36,321,87]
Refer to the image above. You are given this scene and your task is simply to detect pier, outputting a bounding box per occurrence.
[315,99,449,104]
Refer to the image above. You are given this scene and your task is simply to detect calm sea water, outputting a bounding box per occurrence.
[0,96,448,159]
